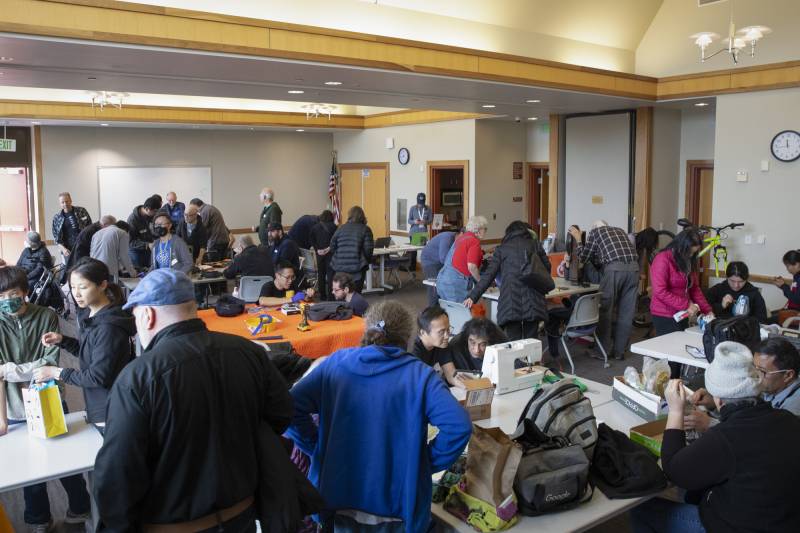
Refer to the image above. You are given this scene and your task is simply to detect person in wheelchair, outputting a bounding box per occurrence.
[17,232,54,293]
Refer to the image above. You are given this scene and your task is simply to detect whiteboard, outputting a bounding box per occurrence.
[97,166,212,221]
[564,113,632,232]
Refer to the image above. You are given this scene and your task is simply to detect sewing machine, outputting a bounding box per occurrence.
[481,338,546,395]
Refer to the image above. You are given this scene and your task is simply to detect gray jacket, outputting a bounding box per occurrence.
[151,235,193,274]
[91,225,137,280]
[198,203,230,251]
[408,204,432,234]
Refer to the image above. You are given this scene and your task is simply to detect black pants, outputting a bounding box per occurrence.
[206,245,229,263]
[422,263,442,307]
[129,248,151,269]
[317,253,332,300]
[503,320,540,342]
[652,315,689,378]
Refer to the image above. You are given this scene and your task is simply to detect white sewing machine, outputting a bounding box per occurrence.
[481,338,546,395]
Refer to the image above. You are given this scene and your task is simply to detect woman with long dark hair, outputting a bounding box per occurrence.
[329,206,374,292]
[649,229,712,377]
[34,257,136,427]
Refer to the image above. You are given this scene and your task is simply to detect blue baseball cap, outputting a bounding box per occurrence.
[123,269,195,310]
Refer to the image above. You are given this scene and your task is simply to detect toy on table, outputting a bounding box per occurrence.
[297,302,311,332]
[246,314,276,336]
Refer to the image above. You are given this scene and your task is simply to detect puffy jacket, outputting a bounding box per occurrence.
[17,245,54,284]
[127,205,155,251]
[52,206,92,249]
[649,250,711,318]
[468,229,555,326]
[330,222,374,273]
[705,279,769,323]
[58,305,136,423]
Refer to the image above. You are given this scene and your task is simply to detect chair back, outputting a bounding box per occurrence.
[565,293,602,329]
[240,275,273,303]
[438,299,472,334]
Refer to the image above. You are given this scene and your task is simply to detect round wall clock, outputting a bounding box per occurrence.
[398,147,410,165]
[771,130,800,162]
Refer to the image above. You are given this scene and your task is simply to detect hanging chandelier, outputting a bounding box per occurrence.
[690,17,770,64]
[89,91,128,110]
[301,103,336,120]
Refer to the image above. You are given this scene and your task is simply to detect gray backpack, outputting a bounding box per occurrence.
[513,381,598,460]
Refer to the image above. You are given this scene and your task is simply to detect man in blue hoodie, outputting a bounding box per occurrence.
[287,300,472,532]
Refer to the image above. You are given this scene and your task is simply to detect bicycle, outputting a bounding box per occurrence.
[677,218,744,277]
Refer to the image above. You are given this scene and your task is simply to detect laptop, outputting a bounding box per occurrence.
[374,237,393,249]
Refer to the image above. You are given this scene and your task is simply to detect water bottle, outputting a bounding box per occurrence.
[733,295,750,317]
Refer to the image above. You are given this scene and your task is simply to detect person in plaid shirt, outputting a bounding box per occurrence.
[570,221,639,360]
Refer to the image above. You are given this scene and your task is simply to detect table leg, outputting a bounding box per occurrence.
[363,261,383,294]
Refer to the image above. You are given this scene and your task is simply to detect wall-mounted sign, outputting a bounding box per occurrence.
[512,196,523,203]
[0,139,16,152]
[362,169,370,178]
[513,161,523,180]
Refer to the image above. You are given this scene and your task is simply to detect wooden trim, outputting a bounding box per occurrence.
[751,274,789,285]
[337,162,390,170]
[633,107,653,232]
[480,238,502,245]
[427,160,469,230]
[389,230,409,237]
[364,111,485,128]
[527,162,548,236]
[547,114,560,235]
[684,159,714,220]
[230,227,257,235]
[32,125,46,235]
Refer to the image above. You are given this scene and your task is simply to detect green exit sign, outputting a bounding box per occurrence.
[0,139,16,152]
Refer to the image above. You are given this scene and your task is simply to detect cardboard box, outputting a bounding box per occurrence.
[459,378,495,421]
[611,376,669,422]
[630,418,668,457]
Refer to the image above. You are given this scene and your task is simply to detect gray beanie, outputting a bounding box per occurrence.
[705,341,762,399]
[26,231,42,249]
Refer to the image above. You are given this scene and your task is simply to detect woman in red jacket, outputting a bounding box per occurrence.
[650,229,713,378]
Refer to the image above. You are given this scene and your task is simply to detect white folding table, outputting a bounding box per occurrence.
[364,244,424,294]
[630,330,708,370]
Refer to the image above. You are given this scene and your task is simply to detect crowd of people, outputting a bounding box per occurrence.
[3,188,800,532]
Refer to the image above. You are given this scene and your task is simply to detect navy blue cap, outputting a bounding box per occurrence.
[416,192,426,204]
[123,269,195,310]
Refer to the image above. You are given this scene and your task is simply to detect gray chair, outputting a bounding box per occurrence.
[559,292,609,374]
[438,298,472,334]
[239,275,273,303]
[299,247,318,289]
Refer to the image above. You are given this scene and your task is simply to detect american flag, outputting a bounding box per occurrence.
[328,158,340,225]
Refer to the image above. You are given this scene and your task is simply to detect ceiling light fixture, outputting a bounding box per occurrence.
[324,81,342,86]
[481,104,496,109]
[694,102,710,107]
[287,90,305,94]
[296,129,305,132]
[100,123,109,126]
[0,57,13,62]
[690,5,770,64]
[89,91,128,110]
[526,99,541,103]
[301,103,336,120]
[527,117,538,121]
[31,121,41,125]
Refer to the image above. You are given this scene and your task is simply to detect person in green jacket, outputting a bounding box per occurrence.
[256,187,283,246]
[0,266,91,531]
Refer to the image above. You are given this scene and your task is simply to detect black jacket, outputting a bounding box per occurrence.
[127,206,155,251]
[287,215,319,250]
[58,305,135,423]
[446,328,508,372]
[17,246,53,284]
[705,280,769,323]
[175,216,209,262]
[269,237,301,272]
[330,222,374,273]
[224,245,274,279]
[468,229,554,326]
[68,221,103,269]
[310,221,337,252]
[93,319,294,531]
[52,206,92,249]
[662,401,800,533]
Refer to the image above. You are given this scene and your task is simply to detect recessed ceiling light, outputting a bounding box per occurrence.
[527,117,538,121]
[100,123,109,126]
[481,104,496,109]
[287,90,305,94]
[526,99,541,103]
[324,81,342,86]
[31,121,40,125]
[0,57,14,62]
[694,102,710,107]
[296,129,305,132]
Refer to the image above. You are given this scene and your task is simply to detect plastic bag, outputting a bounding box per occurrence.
[623,366,644,390]
[642,357,670,397]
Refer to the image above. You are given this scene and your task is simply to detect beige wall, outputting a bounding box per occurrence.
[474,120,528,239]
[636,0,800,77]
[333,120,476,238]
[526,122,550,163]
[678,107,716,223]
[650,108,682,231]
[712,87,800,311]
[39,126,334,240]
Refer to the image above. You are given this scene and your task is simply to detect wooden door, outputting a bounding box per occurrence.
[340,168,362,222]
[363,167,388,237]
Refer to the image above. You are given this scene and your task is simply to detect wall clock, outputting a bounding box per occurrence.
[771,130,800,162]
[398,147,410,165]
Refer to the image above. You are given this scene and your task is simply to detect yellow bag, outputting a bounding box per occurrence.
[22,380,67,439]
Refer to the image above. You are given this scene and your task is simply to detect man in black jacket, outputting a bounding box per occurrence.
[287,214,319,250]
[93,269,295,531]
[126,196,161,268]
[51,192,92,262]
[224,235,274,279]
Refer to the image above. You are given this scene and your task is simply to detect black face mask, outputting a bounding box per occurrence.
[153,226,169,237]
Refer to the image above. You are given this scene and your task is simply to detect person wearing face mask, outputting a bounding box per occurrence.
[256,187,283,246]
[17,231,54,290]
[150,213,193,274]
[0,266,92,531]
[127,196,162,269]
[34,258,135,430]
[92,269,296,531]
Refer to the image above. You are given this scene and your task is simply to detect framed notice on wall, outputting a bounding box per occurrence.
[513,161,523,180]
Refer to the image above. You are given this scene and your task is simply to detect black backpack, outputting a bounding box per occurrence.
[215,294,245,317]
[306,302,353,321]
[702,316,761,362]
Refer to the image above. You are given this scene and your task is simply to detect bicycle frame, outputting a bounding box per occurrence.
[697,233,728,277]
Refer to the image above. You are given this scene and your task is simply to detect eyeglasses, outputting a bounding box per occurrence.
[332,287,345,293]
[755,366,791,378]
[685,345,706,359]
[277,272,295,282]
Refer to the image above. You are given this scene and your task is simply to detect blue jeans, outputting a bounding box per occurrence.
[630,498,705,533]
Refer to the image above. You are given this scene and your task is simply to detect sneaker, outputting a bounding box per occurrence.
[27,520,53,533]
[64,510,91,524]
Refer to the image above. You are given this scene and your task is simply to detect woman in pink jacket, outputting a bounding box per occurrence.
[650,228,713,378]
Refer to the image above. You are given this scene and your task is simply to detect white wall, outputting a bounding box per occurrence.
[39,126,333,240]
[650,108,682,231]
[475,120,528,239]
[678,107,716,222]
[712,87,800,311]
[526,122,550,163]
[636,0,800,77]
[333,119,476,238]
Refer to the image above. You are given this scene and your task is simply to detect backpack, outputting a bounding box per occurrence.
[512,419,592,516]
[306,302,353,321]
[518,244,549,288]
[215,294,245,317]
[514,381,598,460]
[702,315,761,362]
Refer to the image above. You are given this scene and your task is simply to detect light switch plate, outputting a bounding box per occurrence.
[744,234,753,245]
[761,160,769,172]
[757,235,766,245]
[736,170,748,182]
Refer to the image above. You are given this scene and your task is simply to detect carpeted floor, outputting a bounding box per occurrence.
[1,279,648,532]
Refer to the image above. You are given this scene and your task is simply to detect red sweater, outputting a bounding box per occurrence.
[649,251,711,318]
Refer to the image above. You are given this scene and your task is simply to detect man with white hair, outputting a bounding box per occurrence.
[91,218,137,280]
[163,191,185,226]
[569,220,639,360]
[436,215,488,303]
[256,187,283,246]
[93,269,296,531]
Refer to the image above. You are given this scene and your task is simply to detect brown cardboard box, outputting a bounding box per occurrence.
[630,418,668,457]
[459,377,495,421]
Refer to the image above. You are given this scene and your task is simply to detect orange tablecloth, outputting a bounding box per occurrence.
[198,307,365,359]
